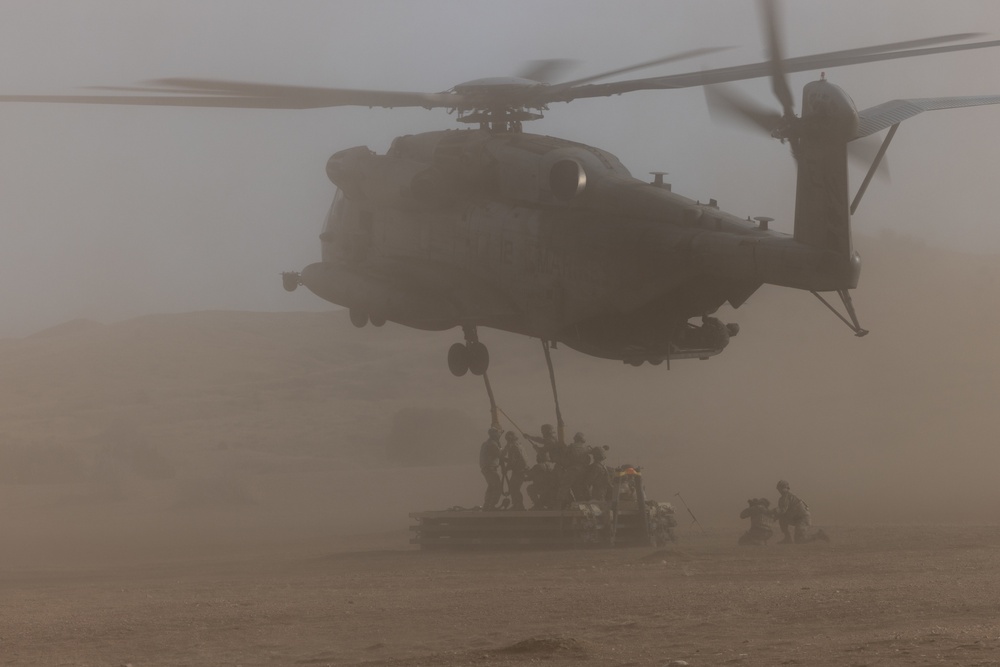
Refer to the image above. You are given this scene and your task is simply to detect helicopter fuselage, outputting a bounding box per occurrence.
[298,128,859,364]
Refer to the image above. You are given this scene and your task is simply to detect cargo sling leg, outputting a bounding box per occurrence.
[542,340,566,445]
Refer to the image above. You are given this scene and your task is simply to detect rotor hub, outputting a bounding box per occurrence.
[456,108,543,127]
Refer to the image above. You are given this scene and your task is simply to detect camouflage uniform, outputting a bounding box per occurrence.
[583,445,612,502]
[557,432,592,507]
[525,424,567,467]
[479,429,502,510]
[526,452,557,510]
[775,480,828,544]
[738,498,774,545]
[501,431,529,510]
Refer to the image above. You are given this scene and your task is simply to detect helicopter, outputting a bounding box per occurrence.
[4,2,1000,378]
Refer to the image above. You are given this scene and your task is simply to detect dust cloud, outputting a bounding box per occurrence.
[1,233,999,665]
[1,230,998,574]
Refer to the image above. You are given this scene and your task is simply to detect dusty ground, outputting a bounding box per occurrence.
[2,523,998,667]
[1,237,1000,666]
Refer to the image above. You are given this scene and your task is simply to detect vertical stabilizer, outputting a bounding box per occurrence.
[792,79,859,258]
[792,137,851,255]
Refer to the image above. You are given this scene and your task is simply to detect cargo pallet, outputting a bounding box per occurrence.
[410,502,652,550]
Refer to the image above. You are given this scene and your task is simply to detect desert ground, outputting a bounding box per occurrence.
[2,513,999,666]
[1,234,999,665]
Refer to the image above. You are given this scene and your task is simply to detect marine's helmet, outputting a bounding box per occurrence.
[759,498,771,508]
[488,427,501,439]
[541,424,554,435]
[505,431,518,442]
[776,479,790,491]
[573,432,586,443]
[590,445,606,462]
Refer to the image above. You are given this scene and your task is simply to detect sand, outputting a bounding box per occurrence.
[2,519,998,666]
[2,234,1000,664]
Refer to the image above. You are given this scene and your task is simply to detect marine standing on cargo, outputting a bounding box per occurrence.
[479,428,503,510]
[526,424,565,466]
[584,444,612,502]
[501,430,529,510]
[526,452,557,510]
[556,432,593,507]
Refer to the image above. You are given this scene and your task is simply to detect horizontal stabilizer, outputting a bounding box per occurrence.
[854,95,1000,138]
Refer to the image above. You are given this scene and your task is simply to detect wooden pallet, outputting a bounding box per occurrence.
[409,503,652,550]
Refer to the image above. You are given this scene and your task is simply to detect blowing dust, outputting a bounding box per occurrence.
[0,232,998,570]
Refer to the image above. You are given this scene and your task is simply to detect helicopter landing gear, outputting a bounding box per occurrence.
[349,307,368,328]
[348,306,386,328]
[468,342,489,375]
[447,326,490,377]
[448,343,469,376]
[281,271,300,292]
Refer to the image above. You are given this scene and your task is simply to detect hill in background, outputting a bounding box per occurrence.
[1,232,998,542]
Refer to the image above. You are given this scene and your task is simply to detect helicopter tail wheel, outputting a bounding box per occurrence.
[447,342,470,377]
[349,307,369,328]
[467,341,490,376]
[369,313,387,327]
[281,271,300,292]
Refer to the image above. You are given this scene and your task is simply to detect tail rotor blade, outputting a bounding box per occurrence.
[759,0,795,117]
[704,84,782,133]
[848,135,891,181]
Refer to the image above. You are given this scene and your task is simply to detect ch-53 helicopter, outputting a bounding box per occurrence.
[4,2,1000,379]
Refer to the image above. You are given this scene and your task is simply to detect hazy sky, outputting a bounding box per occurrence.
[1,1,1000,337]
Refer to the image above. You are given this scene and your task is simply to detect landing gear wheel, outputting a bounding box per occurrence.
[369,313,386,327]
[349,308,369,328]
[281,272,300,292]
[467,341,490,376]
[447,343,470,377]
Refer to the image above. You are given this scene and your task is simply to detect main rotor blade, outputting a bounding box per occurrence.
[549,46,731,89]
[0,34,994,114]
[549,34,1000,103]
[109,79,475,109]
[516,59,578,85]
[0,85,469,110]
[53,48,732,111]
[0,47,727,112]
